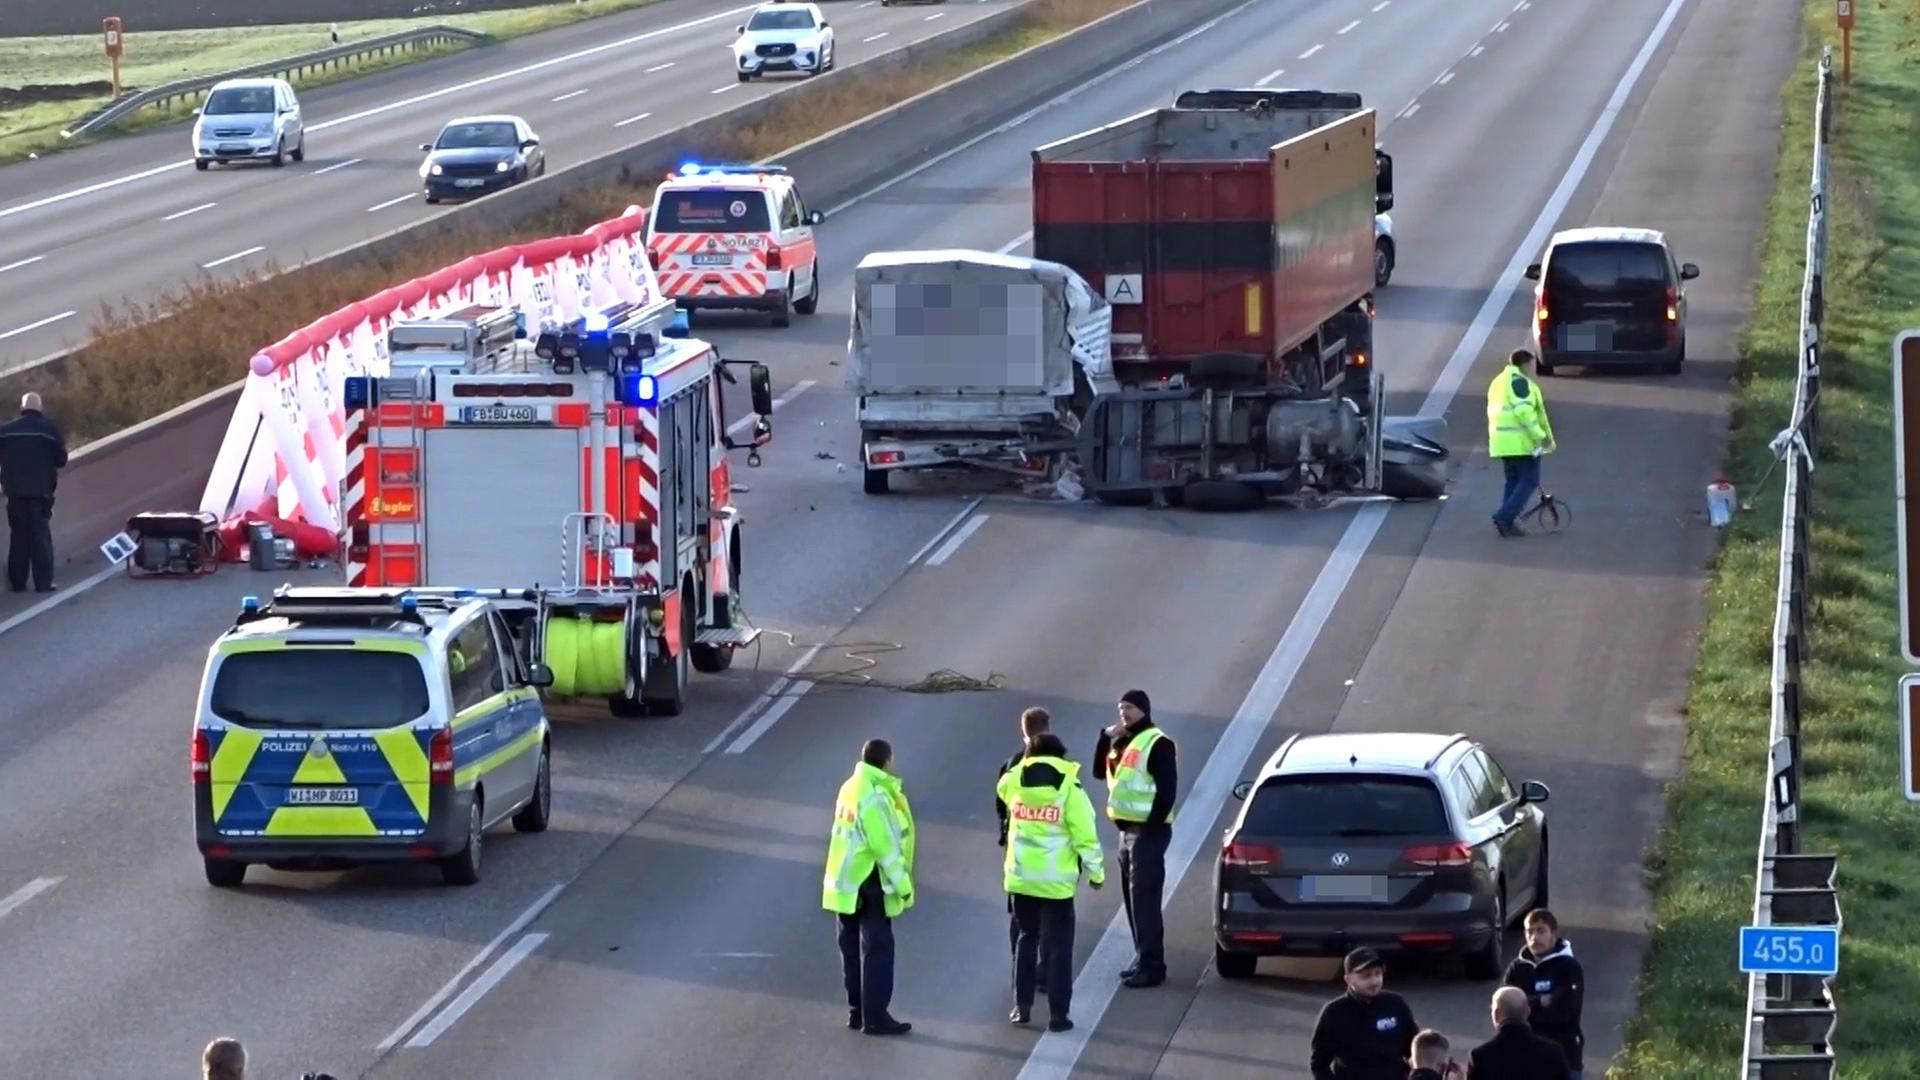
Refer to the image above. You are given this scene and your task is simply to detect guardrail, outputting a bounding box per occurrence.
[1739,46,1839,1080]
[59,24,489,140]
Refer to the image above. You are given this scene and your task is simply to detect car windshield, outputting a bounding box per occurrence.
[652,189,771,232]
[748,8,816,30]
[437,122,519,149]
[204,87,275,114]
[1547,241,1670,294]
[1243,775,1450,837]
[211,649,430,730]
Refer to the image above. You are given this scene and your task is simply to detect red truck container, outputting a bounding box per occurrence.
[1031,90,1387,391]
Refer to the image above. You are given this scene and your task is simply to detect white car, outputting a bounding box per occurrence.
[193,77,304,169]
[733,1,835,81]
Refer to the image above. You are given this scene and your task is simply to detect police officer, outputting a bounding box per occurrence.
[0,392,67,594]
[1486,348,1555,537]
[1093,688,1176,988]
[822,738,915,1036]
[1309,948,1418,1080]
[998,730,1104,1032]
[997,706,1056,989]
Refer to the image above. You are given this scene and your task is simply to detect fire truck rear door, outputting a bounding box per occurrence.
[423,426,579,587]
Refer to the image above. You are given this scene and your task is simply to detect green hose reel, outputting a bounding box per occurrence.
[542,610,629,698]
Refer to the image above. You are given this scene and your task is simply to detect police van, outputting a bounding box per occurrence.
[192,587,554,888]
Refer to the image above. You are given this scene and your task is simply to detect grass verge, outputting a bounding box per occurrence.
[2,0,1139,446]
[0,0,664,163]
[1612,2,1920,1077]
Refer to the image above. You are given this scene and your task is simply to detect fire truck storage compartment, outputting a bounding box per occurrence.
[1031,104,1379,372]
[422,426,584,589]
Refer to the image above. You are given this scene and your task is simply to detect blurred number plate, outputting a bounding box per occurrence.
[1300,875,1389,902]
[286,787,359,806]
[218,144,246,154]
[691,253,733,266]
[455,178,486,188]
[462,406,536,424]
[1561,324,1611,352]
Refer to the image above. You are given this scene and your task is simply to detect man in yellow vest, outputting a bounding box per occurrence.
[1487,347,1557,537]
[822,738,915,1037]
[1094,688,1177,989]
[999,731,1105,1032]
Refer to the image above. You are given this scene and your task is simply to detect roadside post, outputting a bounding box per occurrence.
[1900,674,1920,803]
[102,17,124,98]
[1835,0,1853,83]
[1898,332,1920,667]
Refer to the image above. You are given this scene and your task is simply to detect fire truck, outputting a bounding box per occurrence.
[339,297,777,717]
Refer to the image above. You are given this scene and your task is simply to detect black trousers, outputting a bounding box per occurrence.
[1008,895,1051,987]
[5,496,54,592]
[837,887,895,1026]
[1011,893,1075,1018]
[1118,824,1170,974]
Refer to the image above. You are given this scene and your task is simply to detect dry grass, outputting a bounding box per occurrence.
[3,0,1141,446]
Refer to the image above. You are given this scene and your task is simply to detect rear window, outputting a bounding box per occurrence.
[1546,241,1671,292]
[1243,775,1450,837]
[652,189,771,233]
[211,649,430,730]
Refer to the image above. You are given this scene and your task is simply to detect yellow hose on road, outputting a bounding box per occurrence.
[543,612,628,698]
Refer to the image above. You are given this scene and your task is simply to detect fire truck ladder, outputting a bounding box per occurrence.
[560,511,622,593]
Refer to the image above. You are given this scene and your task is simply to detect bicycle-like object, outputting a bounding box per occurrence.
[1516,485,1570,534]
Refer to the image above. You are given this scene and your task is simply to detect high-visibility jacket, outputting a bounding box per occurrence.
[1486,363,1554,458]
[1106,727,1176,824]
[997,755,1105,900]
[822,762,916,918]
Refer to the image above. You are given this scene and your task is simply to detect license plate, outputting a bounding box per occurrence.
[691,253,734,266]
[462,405,537,424]
[286,786,359,806]
[1299,875,1390,902]
[218,144,247,154]
[455,178,486,188]
[1562,324,1611,352]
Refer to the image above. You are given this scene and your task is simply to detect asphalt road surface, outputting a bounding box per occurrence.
[0,0,1019,368]
[0,0,1798,1076]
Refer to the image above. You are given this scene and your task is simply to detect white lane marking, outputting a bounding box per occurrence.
[711,84,738,95]
[725,681,813,755]
[706,643,825,755]
[0,311,77,340]
[909,498,986,566]
[1516,0,1531,9]
[367,193,415,212]
[822,0,1264,216]
[725,379,813,437]
[925,10,946,19]
[1373,0,1391,10]
[1495,20,1510,32]
[1437,70,1456,85]
[646,61,676,73]
[0,256,45,274]
[378,884,565,1050]
[1470,43,1486,56]
[922,513,989,567]
[160,201,217,222]
[614,112,655,128]
[1338,19,1361,34]
[1398,102,1421,119]
[201,246,264,269]
[0,562,121,639]
[996,231,1033,255]
[0,160,191,222]
[404,933,550,1048]
[1017,0,1697,1073]
[313,157,364,175]
[551,88,590,102]
[701,951,776,958]
[1256,67,1286,86]
[0,877,62,920]
[1297,43,1323,59]
[864,31,890,42]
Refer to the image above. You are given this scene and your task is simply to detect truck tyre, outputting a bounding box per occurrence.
[1183,479,1262,512]
[1380,459,1447,501]
[642,590,693,716]
[863,467,889,495]
[1189,353,1264,391]
[1375,238,1394,286]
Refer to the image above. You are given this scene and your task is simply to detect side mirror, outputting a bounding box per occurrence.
[1374,149,1394,213]
[522,138,539,149]
[1680,262,1700,280]
[1520,780,1551,803]
[749,362,774,416]
[735,24,745,33]
[526,662,555,688]
[807,209,825,226]
[1231,779,1252,801]
[1523,263,1542,281]
[420,143,433,153]
[192,107,202,117]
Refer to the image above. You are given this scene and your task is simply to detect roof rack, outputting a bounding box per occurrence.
[229,586,531,631]
[1422,734,1472,771]
[671,162,787,178]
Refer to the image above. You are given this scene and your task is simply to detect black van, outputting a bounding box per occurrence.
[1525,227,1699,375]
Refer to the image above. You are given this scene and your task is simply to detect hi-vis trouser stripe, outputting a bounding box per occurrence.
[1009,787,1078,886]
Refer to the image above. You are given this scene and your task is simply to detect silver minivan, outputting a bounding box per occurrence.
[194,77,305,169]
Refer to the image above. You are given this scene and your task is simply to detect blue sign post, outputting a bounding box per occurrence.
[1739,925,1840,976]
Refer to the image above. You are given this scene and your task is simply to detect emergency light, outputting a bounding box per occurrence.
[344,376,371,408]
[240,596,262,614]
[582,310,610,334]
[617,373,658,406]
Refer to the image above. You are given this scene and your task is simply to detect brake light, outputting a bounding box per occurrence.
[1665,285,1679,322]
[430,727,454,783]
[1400,931,1456,944]
[192,729,211,784]
[1222,839,1281,868]
[869,449,905,466]
[764,246,782,272]
[1401,841,1472,867]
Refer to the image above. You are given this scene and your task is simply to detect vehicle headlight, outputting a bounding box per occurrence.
[430,163,444,176]
[496,160,510,173]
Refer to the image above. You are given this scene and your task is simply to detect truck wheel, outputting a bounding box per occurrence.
[641,594,693,716]
[1189,353,1264,391]
[1375,239,1394,287]
[863,467,890,495]
[1183,479,1262,512]
[1380,460,1447,501]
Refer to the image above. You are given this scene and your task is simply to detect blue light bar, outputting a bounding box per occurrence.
[582,310,610,334]
[241,596,261,614]
[675,162,786,177]
[344,376,370,409]
[618,373,658,406]
[399,595,419,613]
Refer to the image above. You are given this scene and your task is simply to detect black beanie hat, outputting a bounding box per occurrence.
[1120,689,1151,718]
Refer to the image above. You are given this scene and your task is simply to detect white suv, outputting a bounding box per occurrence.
[733,2,835,81]
[194,77,305,169]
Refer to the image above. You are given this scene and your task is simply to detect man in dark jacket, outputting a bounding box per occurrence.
[1467,987,1570,1080]
[997,706,1056,989]
[1502,909,1585,1078]
[1309,948,1417,1080]
[1409,1029,1461,1080]
[1092,688,1176,988]
[0,392,67,594]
